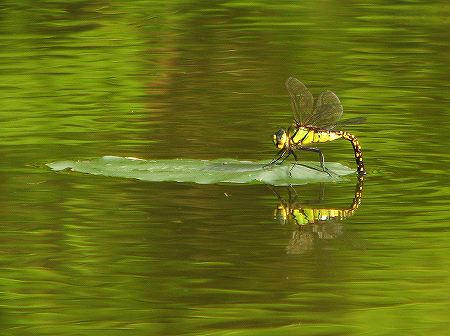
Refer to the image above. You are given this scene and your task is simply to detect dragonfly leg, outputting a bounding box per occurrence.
[289,161,324,177]
[289,148,324,176]
[287,146,326,176]
[289,151,300,177]
[287,184,299,201]
[289,163,297,177]
[289,152,326,176]
[266,184,283,202]
[300,147,332,176]
[281,149,300,177]
[278,150,291,164]
[264,149,288,167]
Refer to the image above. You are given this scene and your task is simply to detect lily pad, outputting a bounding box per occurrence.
[47,156,356,186]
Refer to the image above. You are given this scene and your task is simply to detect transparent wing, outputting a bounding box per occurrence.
[305,90,343,129]
[334,117,366,129]
[285,77,314,125]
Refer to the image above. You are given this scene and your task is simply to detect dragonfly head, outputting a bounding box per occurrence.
[274,203,289,225]
[273,129,288,149]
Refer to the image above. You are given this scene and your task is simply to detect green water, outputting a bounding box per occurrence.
[1,1,449,335]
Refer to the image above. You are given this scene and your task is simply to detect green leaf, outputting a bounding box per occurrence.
[47,156,356,186]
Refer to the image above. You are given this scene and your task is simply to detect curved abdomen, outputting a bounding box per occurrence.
[292,127,366,175]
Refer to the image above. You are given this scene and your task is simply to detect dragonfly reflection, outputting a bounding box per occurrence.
[270,176,364,254]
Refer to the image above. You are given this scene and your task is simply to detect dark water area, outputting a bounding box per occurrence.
[1,1,449,335]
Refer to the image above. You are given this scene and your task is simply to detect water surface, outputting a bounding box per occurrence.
[1,1,449,335]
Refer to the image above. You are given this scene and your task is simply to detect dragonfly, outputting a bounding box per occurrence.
[270,77,366,175]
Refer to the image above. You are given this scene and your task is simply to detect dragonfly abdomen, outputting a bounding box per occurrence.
[291,127,366,175]
[292,127,342,145]
[293,208,348,225]
[341,131,366,175]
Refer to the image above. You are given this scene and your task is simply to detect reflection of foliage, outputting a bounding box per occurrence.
[0,1,172,154]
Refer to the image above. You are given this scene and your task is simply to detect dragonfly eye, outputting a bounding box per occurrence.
[273,129,287,149]
[275,129,285,138]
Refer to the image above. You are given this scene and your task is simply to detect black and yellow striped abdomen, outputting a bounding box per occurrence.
[291,127,366,175]
[290,174,364,226]
[292,207,353,225]
[292,127,341,145]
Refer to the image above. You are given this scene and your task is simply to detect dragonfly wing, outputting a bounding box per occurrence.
[305,90,343,129]
[285,77,314,125]
[335,117,366,127]
[326,117,366,130]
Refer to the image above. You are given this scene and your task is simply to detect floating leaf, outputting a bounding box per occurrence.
[47,156,356,185]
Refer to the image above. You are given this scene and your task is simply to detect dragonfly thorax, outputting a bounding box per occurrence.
[273,129,289,149]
